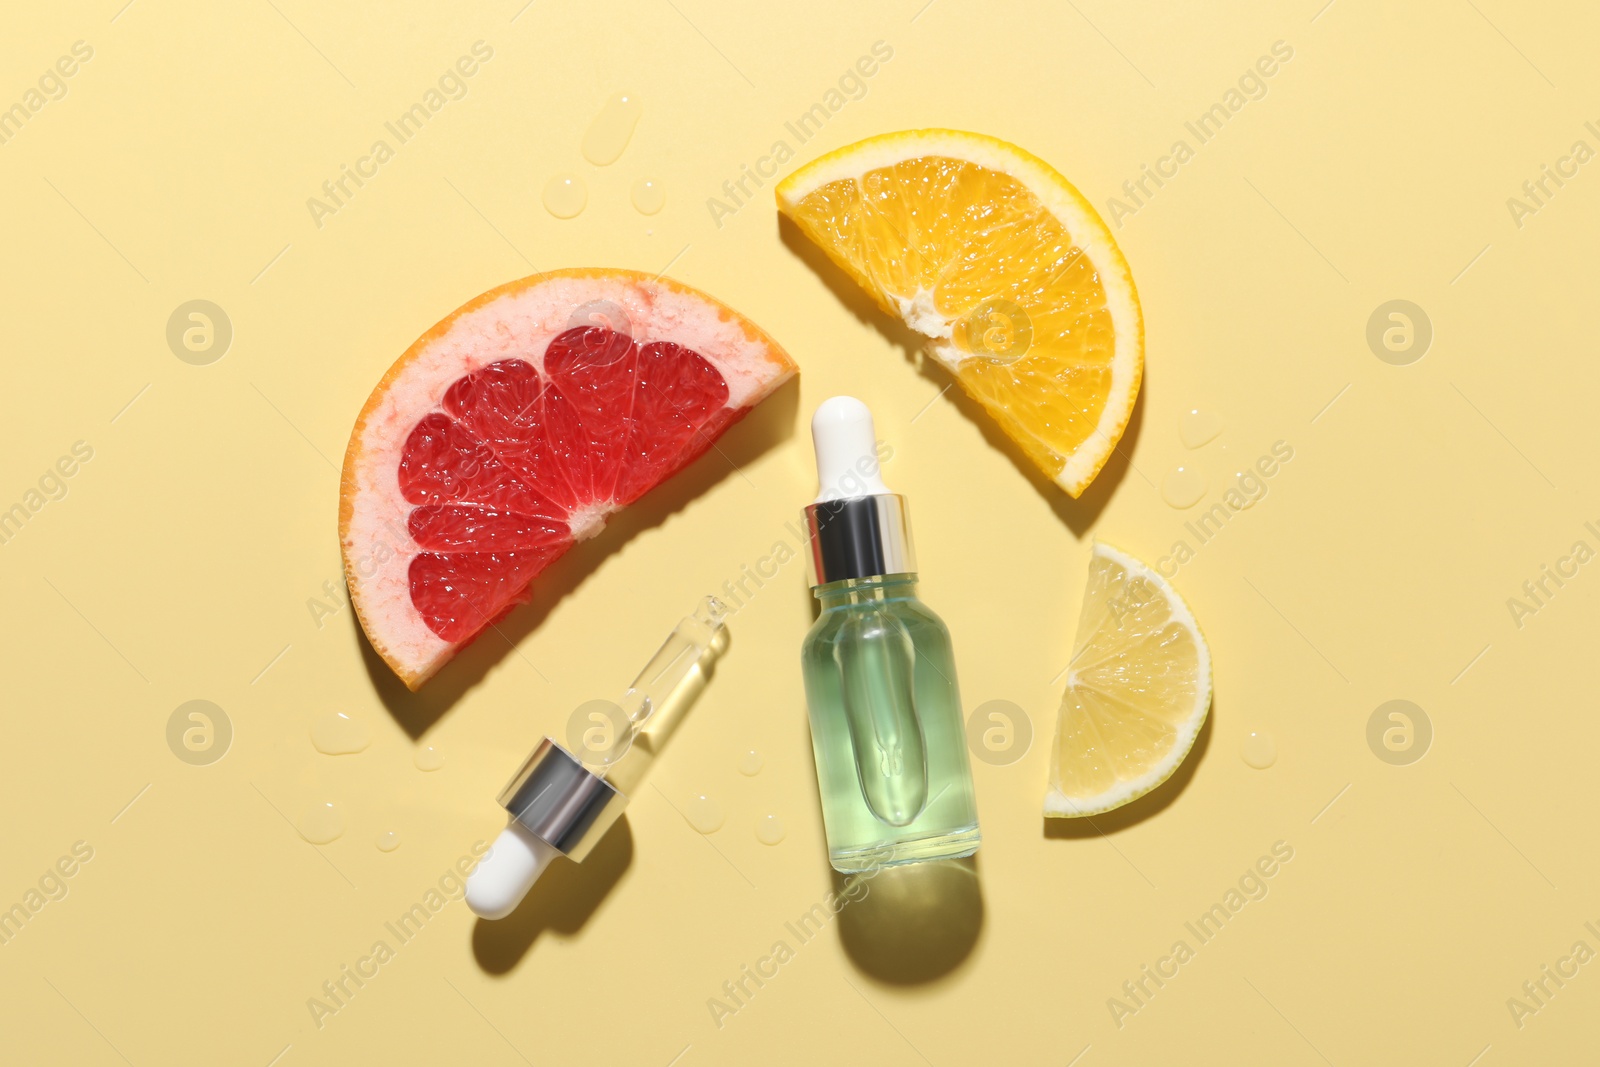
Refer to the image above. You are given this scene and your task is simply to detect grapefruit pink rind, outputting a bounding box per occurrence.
[339,268,796,690]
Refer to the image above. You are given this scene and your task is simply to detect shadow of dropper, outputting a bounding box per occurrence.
[471,817,634,975]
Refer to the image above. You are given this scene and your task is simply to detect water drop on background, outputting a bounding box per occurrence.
[755,815,786,845]
[684,794,724,834]
[1161,466,1207,509]
[1230,468,1264,508]
[375,831,400,852]
[1240,731,1277,769]
[296,801,345,844]
[737,749,763,776]
[542,174,587,219]
[631,177,664,215]
[581,92,642,165]
[1180,409,1223,449]
[310,712,370,755]
[414,745,444,772]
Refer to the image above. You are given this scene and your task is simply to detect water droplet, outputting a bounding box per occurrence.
[310,711,370,755]
[1240,731,1277,769]
[737,749,763,776]
[581,92,642,166]
[542,174,587,219]
[1180,409,1222,449]
[414,745,444,772]
[1231,471,1260,508]
[1161,465,1207,509]
[296,801,345,844]
[375,831,400,852]
[683,794,723,834]
[755,814,786,845]
[630,177,664,215]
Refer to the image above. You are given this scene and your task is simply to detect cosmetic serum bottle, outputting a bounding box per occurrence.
[800,396,981,873]
[466,597,728,919]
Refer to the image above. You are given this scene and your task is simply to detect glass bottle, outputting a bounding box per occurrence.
[799,397,981,873]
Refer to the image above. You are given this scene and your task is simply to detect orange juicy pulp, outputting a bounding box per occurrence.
[786,156,1120,483]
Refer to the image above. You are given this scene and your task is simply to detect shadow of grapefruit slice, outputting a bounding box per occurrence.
[339,268,796,690]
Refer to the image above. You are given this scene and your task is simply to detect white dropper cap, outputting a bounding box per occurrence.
[812,396,889,502]
[466,822,560,920]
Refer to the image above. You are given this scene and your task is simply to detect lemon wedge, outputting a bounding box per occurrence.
[1046,543,1211,817]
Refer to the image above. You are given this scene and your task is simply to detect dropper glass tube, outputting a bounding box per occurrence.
[595,596,730,795]
[465,596,729,920]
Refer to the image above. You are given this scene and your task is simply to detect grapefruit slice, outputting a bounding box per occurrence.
[340,268,796,689]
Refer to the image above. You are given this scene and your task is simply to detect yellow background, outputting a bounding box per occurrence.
[2,0,1596,1063]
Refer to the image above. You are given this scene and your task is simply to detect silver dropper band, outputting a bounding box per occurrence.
[802,493,917,587]
[497,738,626,862]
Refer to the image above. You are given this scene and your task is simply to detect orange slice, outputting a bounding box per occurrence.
[339,268,795,689]
[777,130,1142,497]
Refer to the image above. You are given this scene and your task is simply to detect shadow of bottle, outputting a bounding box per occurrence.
[469,816,635,976]
[834,855,984,985]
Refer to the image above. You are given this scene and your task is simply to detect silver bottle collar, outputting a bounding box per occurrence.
[802,493,917,587]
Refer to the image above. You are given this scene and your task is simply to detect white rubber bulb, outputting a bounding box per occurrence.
[466,821,560,920]
[812,396,889,502]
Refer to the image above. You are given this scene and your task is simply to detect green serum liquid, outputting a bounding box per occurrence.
[801,573,980,872]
